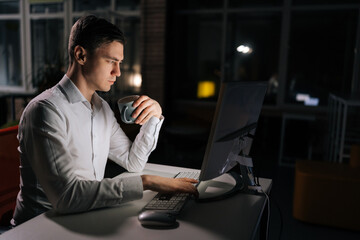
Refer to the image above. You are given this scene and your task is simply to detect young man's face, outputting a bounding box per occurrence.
[82,41,124,92]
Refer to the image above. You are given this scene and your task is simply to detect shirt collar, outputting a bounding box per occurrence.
[58,74,103,112]
[91,92,103,112]
[58,75,87,104]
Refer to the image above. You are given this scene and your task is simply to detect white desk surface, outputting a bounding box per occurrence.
[0,163,272,240]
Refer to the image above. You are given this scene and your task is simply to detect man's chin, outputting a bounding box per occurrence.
[98,86,112,92]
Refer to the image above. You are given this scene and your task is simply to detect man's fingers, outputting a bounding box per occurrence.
[142,175,198,196]
[131,95,161,124]
[132,99,151,118]
[132,95,149,108]
[175,178,199,197]
[177,177,199,184]
[186,184,199,197]
[137,114,152,125]
[134,105,152,123]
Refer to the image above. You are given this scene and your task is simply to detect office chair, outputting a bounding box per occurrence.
[0,125,20,232]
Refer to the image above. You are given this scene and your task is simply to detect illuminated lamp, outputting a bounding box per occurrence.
[197,81,215,98]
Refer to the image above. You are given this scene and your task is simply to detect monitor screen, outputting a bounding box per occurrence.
[199,81,267,181]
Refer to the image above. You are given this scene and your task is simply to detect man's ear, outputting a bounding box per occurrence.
[74,45,87,65]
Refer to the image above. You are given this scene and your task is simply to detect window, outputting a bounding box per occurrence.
[229,0,282,8]
[0,0,19,14]
[28,1,65,92]
[226,13,281,104]
[30,1,63,13]
[73,0,111,12]
[0,20,21,87]
[115,17,141,94]
[169,0,360,108]
[0,0,142,96]
[0,0,22,90]
[167,0,360,166]
[293,0,360,5]
[116,0,140,11]
[286,10,357,106]
[171,14,222,100]
[172,0,223,10]
[31,19,65,89]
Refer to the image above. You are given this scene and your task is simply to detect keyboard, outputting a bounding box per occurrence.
[143,171,200,214]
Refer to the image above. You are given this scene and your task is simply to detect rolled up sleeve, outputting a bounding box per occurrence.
[108,116,164,172]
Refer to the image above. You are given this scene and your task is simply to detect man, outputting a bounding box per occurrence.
[11,15,198,226]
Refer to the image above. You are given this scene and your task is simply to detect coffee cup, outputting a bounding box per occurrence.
[117,95,140,124]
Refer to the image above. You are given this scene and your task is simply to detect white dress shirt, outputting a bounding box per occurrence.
[12,75,164,225]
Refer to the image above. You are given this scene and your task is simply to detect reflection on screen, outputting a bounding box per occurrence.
[199,81,267,181]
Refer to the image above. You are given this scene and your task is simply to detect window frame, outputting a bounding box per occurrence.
[0,0,26,92]
[0,0,141,95]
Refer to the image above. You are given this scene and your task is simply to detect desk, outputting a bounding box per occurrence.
[0,163,272,240]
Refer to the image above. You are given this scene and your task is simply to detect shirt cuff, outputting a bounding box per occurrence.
[148,115,164,125]
[119,175,143,202]
[141,115,164,133]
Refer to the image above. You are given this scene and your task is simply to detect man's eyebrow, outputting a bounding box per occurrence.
[104,55,122,62]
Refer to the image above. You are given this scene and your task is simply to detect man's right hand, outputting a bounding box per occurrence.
[141,175,199,198]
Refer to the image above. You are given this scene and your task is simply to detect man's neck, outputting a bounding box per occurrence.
[66,65,94,103]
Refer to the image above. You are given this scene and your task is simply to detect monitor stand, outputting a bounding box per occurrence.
[197,171,244,202]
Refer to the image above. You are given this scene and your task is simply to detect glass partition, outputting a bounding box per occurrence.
[286,10,357,106]
[171,14,222,100]
[226,13,281,104]
[114,17,141,94]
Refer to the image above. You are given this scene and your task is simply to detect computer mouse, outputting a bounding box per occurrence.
[138,211,177,228]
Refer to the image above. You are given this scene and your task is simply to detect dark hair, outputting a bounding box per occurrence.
[68,15,125,65]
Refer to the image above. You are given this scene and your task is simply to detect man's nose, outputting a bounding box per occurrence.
[112,64,121,77]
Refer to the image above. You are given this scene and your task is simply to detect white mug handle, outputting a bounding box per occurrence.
[121,106,132,123]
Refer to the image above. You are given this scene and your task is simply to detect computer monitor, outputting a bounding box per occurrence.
[197,81,267,200]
